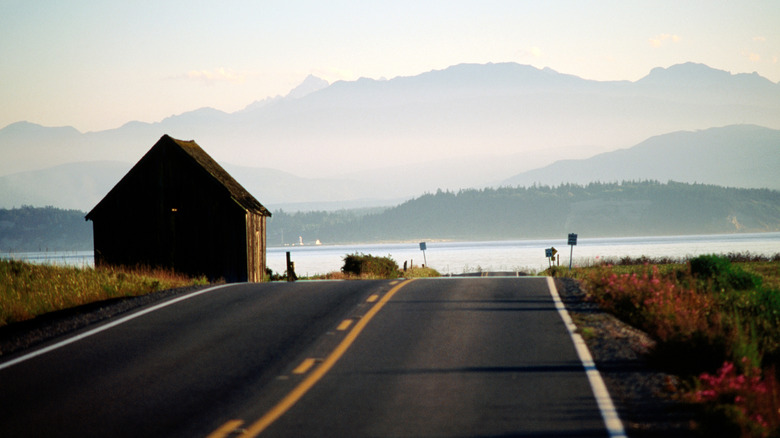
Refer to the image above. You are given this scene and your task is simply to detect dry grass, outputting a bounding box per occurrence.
[0,260,209,327]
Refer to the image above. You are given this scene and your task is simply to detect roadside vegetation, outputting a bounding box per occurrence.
[306,253,440,280]
[0,260,209,327]
[558,253,780,437]
[3,252,435,327]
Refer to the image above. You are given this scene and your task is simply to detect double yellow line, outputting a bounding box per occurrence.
[208,279,415,438]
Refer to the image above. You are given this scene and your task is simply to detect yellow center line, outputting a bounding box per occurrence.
[336,319,354,331]
[291,358,317,375]
[366,294,379,303]
[239,279,415,437]
[207,419,244,438]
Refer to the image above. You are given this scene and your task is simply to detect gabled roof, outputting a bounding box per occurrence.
[86,134,271,220]
[167,135,271,216]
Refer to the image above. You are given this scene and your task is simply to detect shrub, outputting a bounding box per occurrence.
[341,253,400,279]
[689,360,780,438]
[690,254,762,291]
[578,258,780,436]
[404,265,441,278]
[582,265,728,373]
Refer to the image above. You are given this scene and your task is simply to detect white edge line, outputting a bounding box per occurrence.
[0,283,234,371]
[546,276,627,438]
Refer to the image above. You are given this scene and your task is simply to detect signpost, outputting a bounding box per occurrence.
[419,242,427,267]
[545,247,558,269]
[567,233,578,271]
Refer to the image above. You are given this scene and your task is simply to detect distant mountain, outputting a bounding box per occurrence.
[0,160,394,212]
[1,62,779,208]
[0,161,132,211]
[286,74,330,99]
[637,62,776,89]
[2,124,777,212]
[239,74,329,112]
[2,62,778,178]
[501,125,780,190]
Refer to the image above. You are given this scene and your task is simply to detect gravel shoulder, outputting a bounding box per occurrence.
[555,277,698,437]
[2,278,697,436]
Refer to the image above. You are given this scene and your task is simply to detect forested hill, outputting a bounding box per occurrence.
[2,181,779,252]
[268,181,780,244]
[0,206,92,252]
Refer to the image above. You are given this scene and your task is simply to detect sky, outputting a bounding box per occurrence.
[1,0,779,133]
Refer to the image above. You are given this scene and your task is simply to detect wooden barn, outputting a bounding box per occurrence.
[85,135,271,282]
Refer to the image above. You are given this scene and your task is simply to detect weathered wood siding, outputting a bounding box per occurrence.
[245,212,267,282]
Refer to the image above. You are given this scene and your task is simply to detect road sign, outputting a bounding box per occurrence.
[419,242,427,251]
[550,247,557,257]
[545,248,552,258]
[567,233,578,270]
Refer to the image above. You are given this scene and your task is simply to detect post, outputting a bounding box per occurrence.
[286,251,297,282]
[569,245,574,271]
[567,233,578,271]
[546,247,558,271]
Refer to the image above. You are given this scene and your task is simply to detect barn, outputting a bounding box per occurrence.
[85,134,271,282]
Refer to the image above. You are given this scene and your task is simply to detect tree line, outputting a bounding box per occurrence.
[267,181,780,245]
[0,206,92,252]
[2,181,778,252]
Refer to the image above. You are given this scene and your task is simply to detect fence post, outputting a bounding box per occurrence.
[286,251,297,282]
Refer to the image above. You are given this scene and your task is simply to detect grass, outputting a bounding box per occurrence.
[557,253,780,437]
[0,260,209,327]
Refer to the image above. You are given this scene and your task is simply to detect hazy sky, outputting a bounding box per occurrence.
[2,0,779,132]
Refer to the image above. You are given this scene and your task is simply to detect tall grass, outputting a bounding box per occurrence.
[0,260,209,327]
[573,254,780,437]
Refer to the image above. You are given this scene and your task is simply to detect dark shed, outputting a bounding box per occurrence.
[85,135,271,282]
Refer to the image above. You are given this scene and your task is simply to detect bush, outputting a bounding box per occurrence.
[341,253,400,279]
[578,258,780,436]
[690,255,762,291]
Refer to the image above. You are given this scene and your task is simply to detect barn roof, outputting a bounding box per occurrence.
[167,135,271,216]
[86,135,271,219]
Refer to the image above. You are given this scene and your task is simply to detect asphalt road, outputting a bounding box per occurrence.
[0,277,618,437]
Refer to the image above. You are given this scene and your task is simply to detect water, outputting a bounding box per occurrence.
[3,233,778,276]
[269,232,780,276]
[0,250,94,267]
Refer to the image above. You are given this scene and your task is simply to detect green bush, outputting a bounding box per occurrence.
[342,253,400,279]
[690,254,762,290]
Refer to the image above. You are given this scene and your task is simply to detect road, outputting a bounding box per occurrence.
[0,277,622,437]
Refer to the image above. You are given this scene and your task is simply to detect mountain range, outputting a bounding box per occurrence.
[503,124,780,189]
[1,62,779,211]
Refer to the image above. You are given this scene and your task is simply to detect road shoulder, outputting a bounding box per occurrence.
[0,284,209,357]
[555,277,697,437]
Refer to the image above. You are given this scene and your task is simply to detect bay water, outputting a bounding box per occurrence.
[3,232,778,277]
[269,232,780,276]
